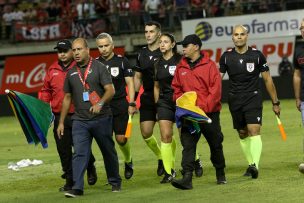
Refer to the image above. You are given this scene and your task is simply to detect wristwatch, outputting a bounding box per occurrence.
[272,101,280,106]
[98,101,104,107]
[129,102,136,107]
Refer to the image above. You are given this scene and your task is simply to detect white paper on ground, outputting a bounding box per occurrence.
[8,159,43,171]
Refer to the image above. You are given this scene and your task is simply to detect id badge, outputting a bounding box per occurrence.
[83,91,89,102]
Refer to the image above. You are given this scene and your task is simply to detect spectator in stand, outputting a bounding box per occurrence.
[145,0,161,22]
[11,6,25,22]
[162,0,174,30]
[234,0,243,15]
[46,1,61,22]
[278,55,293,76]
[157,3,166,25]
[23,6,37,24]
[173,0,188,23]
[0,6,3,40]
[35,3,48,23]
[2,5,13,39]
[76,0,90,19]
[62,3,78,21]
[117,0,130,32]
[129,0,142,31]
[258,1,268,13]
[94,0,109,15]
[209,1,220,17]
[190,0,207,19]
[88,0,97,18]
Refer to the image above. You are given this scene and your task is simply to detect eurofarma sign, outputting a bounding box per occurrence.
[182,10,303,76]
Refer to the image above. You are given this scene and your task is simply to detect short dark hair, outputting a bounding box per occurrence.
[145,21,161,31]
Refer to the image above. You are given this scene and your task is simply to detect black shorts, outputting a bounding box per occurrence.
[110,98,128,116]
[139,92,156,122]
[157,98,175,121]
[228,91,263,130]
[113,111,129,135]
[110,98,129,135]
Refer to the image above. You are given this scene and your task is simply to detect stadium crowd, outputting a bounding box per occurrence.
[0,0,302,40]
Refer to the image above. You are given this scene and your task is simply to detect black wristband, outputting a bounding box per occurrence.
[272,101,280,106]
[134,92,139,101]
[129,102,136,107]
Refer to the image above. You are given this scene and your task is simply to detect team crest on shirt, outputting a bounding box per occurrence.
[246,63,255,72]
[111,67,119,77]
[169,66,176,76]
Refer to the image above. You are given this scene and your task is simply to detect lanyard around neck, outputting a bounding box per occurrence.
[76,57,92,90]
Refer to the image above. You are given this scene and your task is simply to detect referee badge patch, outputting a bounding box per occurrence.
[111,67,119,77]
[246,63,255,72]
[169,65,176,76]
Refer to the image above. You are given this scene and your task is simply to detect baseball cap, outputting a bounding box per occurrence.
[54,39,72,50]
[177,34,202,48]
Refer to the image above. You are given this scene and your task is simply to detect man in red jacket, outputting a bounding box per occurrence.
[39,39,97,192]
[171,34,226,190]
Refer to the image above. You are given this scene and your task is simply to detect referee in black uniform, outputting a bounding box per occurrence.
[293,19,304,123]
[154,33,182,183]
[133,21,165,176]
[219,25,280,179]
[96,32,136,180]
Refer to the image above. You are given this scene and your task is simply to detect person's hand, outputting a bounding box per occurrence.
[128,106,136,115]
[57,123,64,139]
[89,104,102,114]
[272,104,281,116]
[296,99,301,112]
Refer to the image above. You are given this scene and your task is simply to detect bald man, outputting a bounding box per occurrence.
[219,25,280,179]
[57,38,122,197]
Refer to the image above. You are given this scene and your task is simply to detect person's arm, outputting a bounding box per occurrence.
[293,68,301,111]
[125,76,136,114]
[134,71,142,100]
[57,93,72,139]
[206,63,222,112]
[219,53,227,80]
[38,69,52,102]
[171,68,183,101]
[261,71,280,115]
[90,83,115,114]
[154,81,160,103]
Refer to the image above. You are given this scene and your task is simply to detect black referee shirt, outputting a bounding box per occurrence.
[294,45,304,101]
[64,59,113,120]
[219,47,269,94]
[134,47,162,92]
[97,54,133,99]
[155,54,182,99]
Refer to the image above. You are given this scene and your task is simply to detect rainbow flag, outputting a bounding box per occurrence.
[5,89,53,148]
[175,91,212,129]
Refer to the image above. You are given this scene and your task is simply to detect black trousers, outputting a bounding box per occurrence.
[53,114,96,182]
[180,112,226,172]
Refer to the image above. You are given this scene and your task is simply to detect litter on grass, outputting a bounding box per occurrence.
[8,159,43,171]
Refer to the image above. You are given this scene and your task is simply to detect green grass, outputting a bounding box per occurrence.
[0,99,304,203]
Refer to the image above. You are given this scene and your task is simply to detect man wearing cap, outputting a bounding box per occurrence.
[171,34,227,189]
[39,39,97,192]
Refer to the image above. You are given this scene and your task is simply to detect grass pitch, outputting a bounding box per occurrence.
[0,99,303,203]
